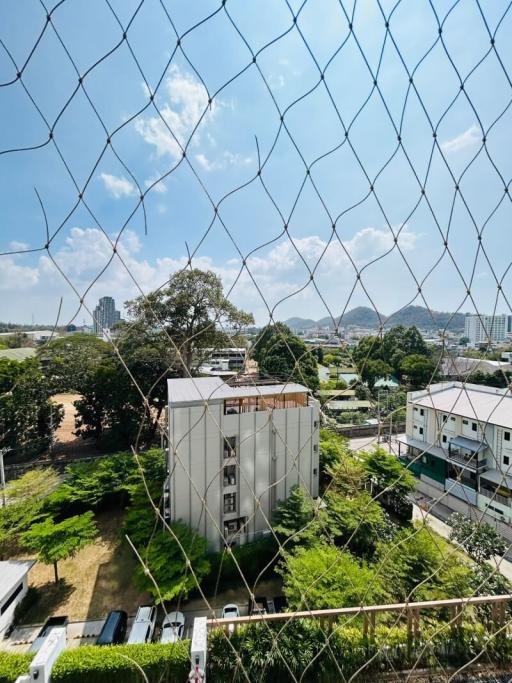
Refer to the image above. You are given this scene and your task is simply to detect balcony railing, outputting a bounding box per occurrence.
[480,487,512,508]
[447,449,487,471]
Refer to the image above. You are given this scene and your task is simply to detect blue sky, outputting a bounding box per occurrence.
[1,0,511,326]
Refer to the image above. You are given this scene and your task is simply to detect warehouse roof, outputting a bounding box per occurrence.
[410,382,512,430]
[168,377,309,405]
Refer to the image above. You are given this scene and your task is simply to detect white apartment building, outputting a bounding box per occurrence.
[399,382,512,530]
[464,314,512,346]
[166,377,319,550]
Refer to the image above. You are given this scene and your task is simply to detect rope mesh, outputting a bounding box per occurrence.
[1,0,512,680]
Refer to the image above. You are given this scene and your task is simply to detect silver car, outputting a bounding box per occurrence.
[160,611,185,643]
[127,605,157,644]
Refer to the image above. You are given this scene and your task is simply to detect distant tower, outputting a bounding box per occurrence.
[93,297,121,334]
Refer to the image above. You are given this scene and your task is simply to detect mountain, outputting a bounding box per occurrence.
[284,305,466,332]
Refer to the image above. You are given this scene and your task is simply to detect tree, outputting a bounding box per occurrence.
[399,354,436,387]
[38,334,112,393]
[252,324,319,390]
[319,429,351,476]
[21,511,98,582]
[449,513,508,564]
[324,491,389,556]
[125,269,253,376]
[2,332,34,349]
[459,336,470,346]
[361,447,416,500]
[278,543,385,610]
[381,325,428,373]
[272,486,325,547]
[123,448,210,601]
[360,359,393,389]
[0,358,63,456]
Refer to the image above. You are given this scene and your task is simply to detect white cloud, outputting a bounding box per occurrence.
[0,224,420,325]
[9,240,30,251]
[440,124,481,154]
[144,173,167,194]
[100,173,137,198]
[135,65,215,160]
[195,151,253,172]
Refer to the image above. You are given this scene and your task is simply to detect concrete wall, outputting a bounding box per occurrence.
[0,575,29,636]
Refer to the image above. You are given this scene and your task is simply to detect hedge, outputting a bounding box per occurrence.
[51,641,190,683]
[0,651,33,683]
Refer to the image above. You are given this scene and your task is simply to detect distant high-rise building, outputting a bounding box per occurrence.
[93,296,121,334]
[464,313,512,346]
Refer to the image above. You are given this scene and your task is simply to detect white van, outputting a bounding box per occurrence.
[127,605,157,644]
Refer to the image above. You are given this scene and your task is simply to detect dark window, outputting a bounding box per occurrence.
[463,420,468,425]
[313,468,318,476]
[419,427,424,435]
[0,582,23,615]
[313,420,318,428]
[505,432,511,442]
[224,492,237,514]
[313,444,318,452]
[472,423,477,432]
[420,409,424,416]
[450,417,456,421]
[223,465,236,486]
[223,436,237,459]
[414,407,418,412]
[442,435,447,443]
[442,415,447,422]
[504,456,510,466]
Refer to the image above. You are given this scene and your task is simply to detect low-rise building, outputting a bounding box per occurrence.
[441,356,512,379]
[166,377,319,550]
[399,382,512,526]
[0,560,35,636]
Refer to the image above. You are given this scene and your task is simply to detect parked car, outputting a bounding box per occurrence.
[30,616,68,652]
[222,604,240,619]
[127,605,157,644]
[160,611,185,643]
[248,596,267,616]
[96,610,128,646]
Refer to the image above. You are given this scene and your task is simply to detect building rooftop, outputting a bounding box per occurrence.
[168,376,309,405]
[325,400,373,410]
[410,382,512,430]
[0,560,35,599]
[0,348,36,361]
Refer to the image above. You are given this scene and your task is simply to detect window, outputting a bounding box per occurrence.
[313,444,318,452]
[450,416,456,421]
[414,407,418,412]
[420,409,424,416]
[442,414,447,422]
[223,436,237,459]
[505,432,511,442]
[504,456,510,467]
[314,420,318,428]
[472,422,477,432]
[463,419,468,425]
[419,427,424,435]
[0,582,23,615]
[442,435,447,443]
[224,493,237,514]
[313,468,318,476]
[223,465,236,487]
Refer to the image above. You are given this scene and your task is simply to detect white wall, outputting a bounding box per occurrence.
[0,575,29,636]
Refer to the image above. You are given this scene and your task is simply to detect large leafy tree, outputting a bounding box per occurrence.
[449,513,508,564]
[324,491,389,556]
[272,486,326,548]
[360,359,393,389]
[278,543,385,609]
[125,269,254,376]
[21,511,98,582]
[361,447,416,499]
[252,323,319,390]
[0,358,63,455]
[38,334,112,393]
[399,354,436,387]
[381,325,429,372]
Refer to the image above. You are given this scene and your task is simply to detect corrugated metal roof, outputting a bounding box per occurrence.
[168,377,309,405]
[0,560,35,599]
[325,400,372,410]
[412,384,512,430]
[0,348,36,361]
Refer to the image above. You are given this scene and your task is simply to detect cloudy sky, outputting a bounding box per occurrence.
[1,0,511,327]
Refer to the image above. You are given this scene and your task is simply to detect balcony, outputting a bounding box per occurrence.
[447,436,487,472]
[480,486,511,508]
[223,465,236,487]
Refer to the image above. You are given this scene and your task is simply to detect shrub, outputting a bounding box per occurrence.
[51,642,190,683]
[0,651,33,683]
[206,536,279,588]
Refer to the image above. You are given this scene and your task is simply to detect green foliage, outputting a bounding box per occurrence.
[399,353,436,387]
[0,467,60,552]
[0,357,63,455]
[449,512,508,563]
[1,331,34,349]
[51,642,190,683]
[272,486,325,547]
[319,429,350,476]
[0,651,33,683]
[361,446,416,498]
[38,334,112,393]
[252,323,319,390]
[123,449,210,602]
[278,543,385,610]
[360,359,393,389]
[46,452,137,512]
[21,511,98,581]
[207,536,279,586]
[324,490,389,556]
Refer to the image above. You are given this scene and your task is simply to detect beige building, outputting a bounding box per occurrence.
[166,377,319,550]
[399,382,512,527]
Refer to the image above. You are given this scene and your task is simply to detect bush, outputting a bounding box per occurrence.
[206,536,279,588]
[0,651,33,683]
[51,642,190,683]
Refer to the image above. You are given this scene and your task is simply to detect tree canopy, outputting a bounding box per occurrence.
[449,513,508,564]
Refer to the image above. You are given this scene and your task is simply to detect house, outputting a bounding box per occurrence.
[0,560,35,636]
[441,356,512,379]
[398,382,512,531]
[166,377,319,550]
